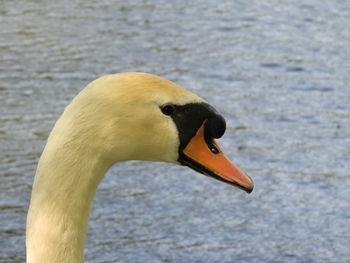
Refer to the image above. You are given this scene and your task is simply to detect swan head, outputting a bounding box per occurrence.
[64,72,253,193]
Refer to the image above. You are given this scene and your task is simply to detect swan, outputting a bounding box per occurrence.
[26,72,253,263]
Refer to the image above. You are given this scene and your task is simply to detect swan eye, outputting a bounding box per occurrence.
[161,104,176,116]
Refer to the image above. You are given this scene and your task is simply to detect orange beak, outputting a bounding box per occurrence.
[180,122,254,193]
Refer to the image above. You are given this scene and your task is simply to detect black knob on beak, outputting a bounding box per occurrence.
[205,115,226,139]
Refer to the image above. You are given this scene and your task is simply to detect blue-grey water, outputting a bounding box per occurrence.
[1,1,350,262]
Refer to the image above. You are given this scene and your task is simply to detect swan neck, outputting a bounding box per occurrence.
[26,132,113,263]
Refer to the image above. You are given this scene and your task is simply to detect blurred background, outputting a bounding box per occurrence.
[1,0,349,262]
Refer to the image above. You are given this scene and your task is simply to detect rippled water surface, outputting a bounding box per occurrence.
[1,1,350,262]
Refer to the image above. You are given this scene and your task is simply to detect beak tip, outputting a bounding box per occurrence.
[245,186,254,194]
[233,173,254,194]
[245,178,254,194]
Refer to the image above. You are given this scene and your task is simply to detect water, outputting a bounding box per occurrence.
[1,0,350,262]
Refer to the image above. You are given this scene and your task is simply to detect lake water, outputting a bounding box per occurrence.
[1,1,350,262]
